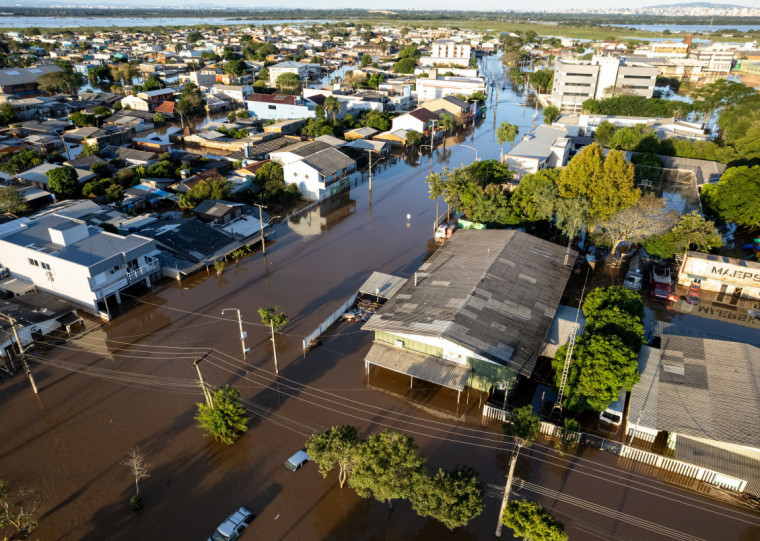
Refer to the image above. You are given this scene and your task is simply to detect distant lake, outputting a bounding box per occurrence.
[606,23,760,33]
[0,16,333,29]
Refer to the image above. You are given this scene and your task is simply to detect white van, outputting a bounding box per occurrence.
[599,388,627,426]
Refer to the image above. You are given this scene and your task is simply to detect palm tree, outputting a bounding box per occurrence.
[324,95,340,122]
[438,113,454,150]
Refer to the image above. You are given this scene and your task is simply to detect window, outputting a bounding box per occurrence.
[41,262,51,271]
[28,258,39,267]
[268,105,276,110]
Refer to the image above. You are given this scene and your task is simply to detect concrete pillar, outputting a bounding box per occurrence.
[114,291,122,304]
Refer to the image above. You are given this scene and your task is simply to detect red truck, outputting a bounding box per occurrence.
[650,263,676,301]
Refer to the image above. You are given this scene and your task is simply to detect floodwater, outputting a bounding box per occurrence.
[2,56,759,540]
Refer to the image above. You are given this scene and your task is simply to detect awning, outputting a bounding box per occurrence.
[0,277,35,295]
[358,272,408,300]
[365,341,471,392]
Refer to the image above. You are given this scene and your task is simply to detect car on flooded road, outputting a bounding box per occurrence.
[208,507,254,541]
[284,450,310,471]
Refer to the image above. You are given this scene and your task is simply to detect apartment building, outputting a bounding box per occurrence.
[551,56,657,113]
[0,215,160,317]
[694,44,736,75]
[419,39,473,68]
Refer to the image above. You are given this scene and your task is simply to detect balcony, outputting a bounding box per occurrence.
[126,256,160,284]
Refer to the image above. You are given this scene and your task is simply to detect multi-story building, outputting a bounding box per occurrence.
[0,65,62,97]
[419,39,473,68]
[551,55,658,113]
[268,61,308,85]
[694,44,736,75]
[0,215,160,317]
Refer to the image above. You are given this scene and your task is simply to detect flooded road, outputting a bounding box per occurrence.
[2,56,759,540]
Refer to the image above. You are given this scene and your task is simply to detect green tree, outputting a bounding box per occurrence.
[323,95,341,121]
[0,186,28,214]
[553,333,639,412]
[187,31,203,43]
[47,166,79,196]
[0,479,42,537]
[411,466,485,530]
[542,104,560,125]
[0,102,17,126]
[69,112,96,127]
[406,130,423,147]
[105,183,124,205]
[360,53,372,67]
[691,79,755,124]
[585,306,645,353]
[179,178,230,208]
[275,72,302,93]
[0,150,44,175]
[79,142,100,158]
[510,169,560,223]
[595,194,673,254]
[505,405,540,447]
[438,112,455,149]
[393,57,417,74]
[349,430,426,510]
[305,425,365,488]
[259,307,288,374]
[701,165,760,229]
[502,500,568,541]
[643,211,723,260]
[594,120,617,147]
[583,285,645,321]
[37,71,85,94]
[559,144,639,222]
[224,59,246,77]
[176,83,205,122]
[497,121,519,152]
[554,418,579,457]
[142,75,164,92]
[153,112,165,125]
[195,385,248,445]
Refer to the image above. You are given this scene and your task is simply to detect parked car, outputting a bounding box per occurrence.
[623,252,643,291]
[284,450,310,472]
[599,388,627,426]
[208,507,255,541]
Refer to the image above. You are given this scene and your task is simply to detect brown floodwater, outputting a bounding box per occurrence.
[2,56,760,541]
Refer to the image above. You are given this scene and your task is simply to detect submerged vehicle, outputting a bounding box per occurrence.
[623,252,643,291]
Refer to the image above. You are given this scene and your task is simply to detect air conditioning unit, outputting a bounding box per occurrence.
[394,340,404,348]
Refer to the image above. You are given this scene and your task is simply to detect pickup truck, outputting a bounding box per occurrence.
[208,507,255,541]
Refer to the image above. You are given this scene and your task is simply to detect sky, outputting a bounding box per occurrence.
[38,1,760,11]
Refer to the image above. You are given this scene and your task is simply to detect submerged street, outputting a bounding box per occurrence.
[1,56,759,540]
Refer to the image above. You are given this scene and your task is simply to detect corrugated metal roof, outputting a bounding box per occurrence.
[652,320,760,349]
[629,336,760,448]
[675,435,760,497]
[539,304,586,358]
[363,230,575,376]
[358,271,408,299]
[365,341,471,391]
[301,147,356,177]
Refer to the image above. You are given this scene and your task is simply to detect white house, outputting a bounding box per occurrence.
[245,93,317,120]
[210,84,253,103]
[391,108,439,133]
[415,76,486,103]
[504,125,573,181]
[268,61,308,85]
[273,145,358,201]
[0,216,160,317]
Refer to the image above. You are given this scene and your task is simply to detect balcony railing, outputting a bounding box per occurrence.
[126,256,159,284]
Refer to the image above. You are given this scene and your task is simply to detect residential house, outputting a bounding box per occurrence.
[192,199,245,224]
[0,65,62,97]
[121,88,175,112]
[391,108,439,133]
[210,84,253,103]
[504,125,573,181]
[245,93,317,120]
[362,230,576,399]
[627,334,760,496]
[100,146,159,166]
[17,163,97,190]
[275,145,358,201]
[343,127,378,140]
[415,75,486,103]
[268,61,308,85]
[0,215,160,317]
[419,95,472,126]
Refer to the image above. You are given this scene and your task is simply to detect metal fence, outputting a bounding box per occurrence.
[301,293,358,350]
[633,164,701,215]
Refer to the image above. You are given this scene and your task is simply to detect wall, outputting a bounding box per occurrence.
[679,253,760,301]
[246,101,314,121]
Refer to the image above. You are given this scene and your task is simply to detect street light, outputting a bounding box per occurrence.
[420,143,440,233]
[221,308,249,360]
[460,144,479,162]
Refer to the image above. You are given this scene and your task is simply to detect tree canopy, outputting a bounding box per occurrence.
[502,500,568,541]
[194,385,248,445]
[643,211,723,260]
[594,194,674,254]
[47,166,79,196]
[505,405,540,447]
[410,466,485,530]
[701,165,760,229]
[0,187,28,214]
[306,425,364,488]
[349,430,426,509]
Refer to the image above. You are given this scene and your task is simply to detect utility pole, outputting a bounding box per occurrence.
[194,351,213,407]
[221,308,249,361]
[254,203,267,255]
[366,148,374,193]
[59,132,71,161]
[269,319,279,375]
[2,314,39,394]
[495,443,522,537]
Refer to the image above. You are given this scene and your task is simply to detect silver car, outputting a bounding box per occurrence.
[208,507,254,541]
[284,450,310,472]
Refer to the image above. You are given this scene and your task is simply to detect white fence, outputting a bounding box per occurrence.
[482,404,748,493]
[301,292,358,349]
